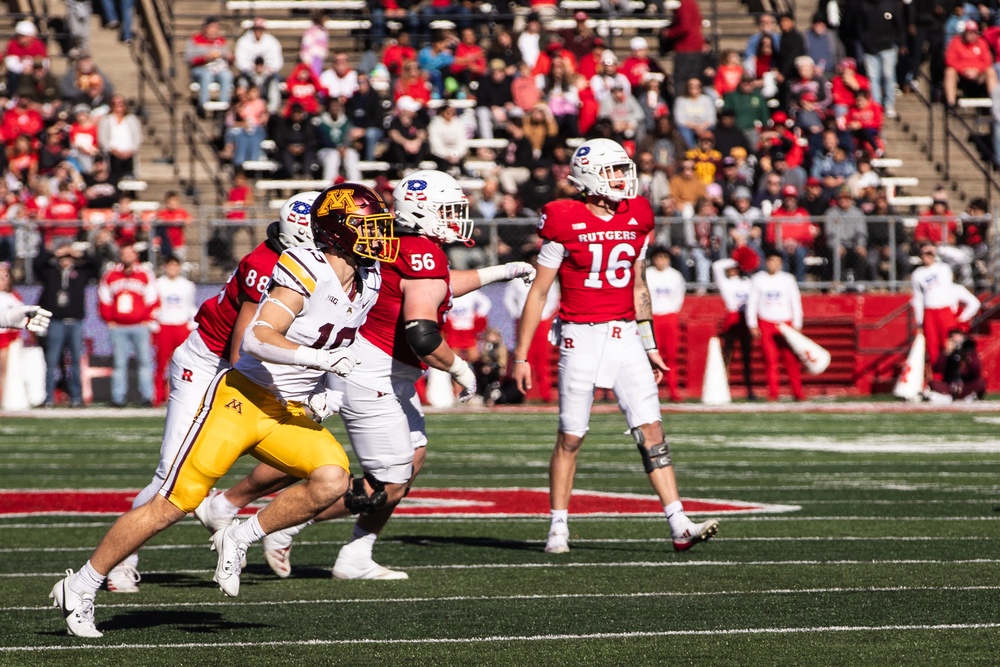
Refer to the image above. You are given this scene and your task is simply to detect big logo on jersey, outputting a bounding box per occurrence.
[0,488,798,517]
[316,188,359,216]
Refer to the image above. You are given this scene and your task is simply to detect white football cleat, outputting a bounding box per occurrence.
[50,570,103,638]
[672,518,719,552]
[105,564,140,593]
[194,488,232,534]
[332,551,408,580]
[211,520,248,597]
[544,526,570,554]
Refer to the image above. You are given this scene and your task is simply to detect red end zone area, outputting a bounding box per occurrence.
[0,488,799,517]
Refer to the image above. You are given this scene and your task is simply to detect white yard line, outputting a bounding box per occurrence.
[4,558,1000,579]
[3,623,1000,652]
[4,584,999,613]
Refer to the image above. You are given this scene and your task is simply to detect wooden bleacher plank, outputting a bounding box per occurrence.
[239,18,370,30]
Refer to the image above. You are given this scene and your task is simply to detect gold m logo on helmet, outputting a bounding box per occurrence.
[317,189,359,216]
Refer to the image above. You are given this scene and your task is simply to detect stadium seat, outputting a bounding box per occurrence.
[227,0,366,9]
[117,179,148,193]
[238,19,370,31]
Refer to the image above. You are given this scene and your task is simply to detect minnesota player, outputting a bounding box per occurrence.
[512,138,718,555]
[195,170,536,580]
[712,247,758,400]
[747,250,804,402]
[105,191,322,594]
[50,183,396,638]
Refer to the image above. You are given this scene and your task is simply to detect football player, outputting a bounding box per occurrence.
[51,183,397,638]
[105,191,323,594]
[512,138,719,554]
[194,170,535,580]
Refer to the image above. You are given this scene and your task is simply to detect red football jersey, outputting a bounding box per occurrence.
[195,240,279,359]
[360,234,451,369]
[538,197,654,324]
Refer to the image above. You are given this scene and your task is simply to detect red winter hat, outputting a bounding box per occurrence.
[771,110,789,124]
[732,246,760,274]
[781,184,799,198]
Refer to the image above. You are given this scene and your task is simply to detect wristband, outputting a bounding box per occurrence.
[475,264,507,286]
[292,345,320,368]
[512,359,527,364]
[637,319,657,352]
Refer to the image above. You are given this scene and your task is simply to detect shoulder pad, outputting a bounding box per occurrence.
[394,236,449,279]
[538,200,587,243]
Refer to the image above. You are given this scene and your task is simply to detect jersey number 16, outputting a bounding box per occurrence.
[583,242,635,289]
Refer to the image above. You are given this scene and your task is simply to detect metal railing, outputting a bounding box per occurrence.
[132,1,181,174]
[183,112,229,208]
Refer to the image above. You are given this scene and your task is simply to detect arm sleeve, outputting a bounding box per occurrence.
[746,279,759,329]
[911,275,924,326]
[956,286,981,322]
[712,258,737,288]
[241,318,302,365]
[790,277,803,330]
[537,240,565,269]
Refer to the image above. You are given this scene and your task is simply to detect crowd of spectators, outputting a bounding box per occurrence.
[179,2,989,289]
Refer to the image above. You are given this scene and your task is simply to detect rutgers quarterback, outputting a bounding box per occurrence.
[512,138,718,554]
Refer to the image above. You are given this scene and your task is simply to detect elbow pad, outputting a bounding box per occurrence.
[405,319,443,357]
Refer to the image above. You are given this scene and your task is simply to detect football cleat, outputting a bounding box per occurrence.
[50,569,103,638]
[211,520,248,597]
[544,526,570,554]
[194,488,232,534]
[332,551,408,580]
[672,519,719,552]
[105,564,140,593]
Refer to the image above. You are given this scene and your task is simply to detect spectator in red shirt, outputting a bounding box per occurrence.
[283,62,325,116]
[1,96,44,146]
[382,31,416,78]
[661,0,704,86]
[944,21,997,108]
[830,58,870,120]
[558,11,599,60]
[714,50,744,97]
[450,26,486,89]
[7,134,38,186]
[846,90,885,157]
[531,38,577,83]
[152,191,193,261]
[622,37,666,91]
[42,181,87,246]
[69,104,100,173]
[576,38,604,81]
[915,195,960,245]
[98,243,159,407]
[768,184,817,281]
[393,59,432,105]
[185,16,235,113]
[4,20,48,93]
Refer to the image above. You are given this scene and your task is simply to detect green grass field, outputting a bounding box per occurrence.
[2,407,1000,666]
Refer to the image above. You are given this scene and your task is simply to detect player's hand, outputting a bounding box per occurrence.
[751,327,761,339]
[306,390,335,423]
[512,359,532,395]
[315,347,359,377]
[25,307,52,334]
[1,305,52,333]
[148,321,161,334]
[504,261,536,284]
[448,356,477,403]
[647,350,667,384]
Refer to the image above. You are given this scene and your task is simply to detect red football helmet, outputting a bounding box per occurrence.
[310,183,399,265]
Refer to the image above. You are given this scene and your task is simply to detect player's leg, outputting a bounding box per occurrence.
[547,323,599,554]
[923,311,944,369]
[613,336,719,552]
[759,320,781,400]
[330,375,423,580]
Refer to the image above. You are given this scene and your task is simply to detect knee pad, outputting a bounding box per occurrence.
[632,427,672,473]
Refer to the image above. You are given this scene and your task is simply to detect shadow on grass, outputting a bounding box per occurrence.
[102,609,269,634]
[396,535,542,552]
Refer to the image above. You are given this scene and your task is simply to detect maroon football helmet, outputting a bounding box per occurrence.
[310,183,399,265]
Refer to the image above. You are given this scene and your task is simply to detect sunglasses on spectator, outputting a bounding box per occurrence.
[921,250,936,256]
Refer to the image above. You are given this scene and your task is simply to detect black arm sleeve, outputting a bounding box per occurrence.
[405,319,444,357]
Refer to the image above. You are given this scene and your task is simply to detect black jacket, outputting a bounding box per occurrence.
[33,249,102,320]
[856,0,906,54]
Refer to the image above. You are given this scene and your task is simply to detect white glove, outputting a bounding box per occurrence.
[504,261,536,284]
[293,345,359,377]
[449,356,477,403]
[305,390,336,423]
[1,305,52,334]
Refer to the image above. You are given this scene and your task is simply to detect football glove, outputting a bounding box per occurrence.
[294,346,359,377]
[504,261,536,284]
[305,390,335,423]
[449,356,477,403]
[0,305,52,334]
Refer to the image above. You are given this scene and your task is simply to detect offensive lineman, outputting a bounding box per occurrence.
[512,138,718,554]
[105,192,322,593]
[195,170,536,579]
[50,183,396,638]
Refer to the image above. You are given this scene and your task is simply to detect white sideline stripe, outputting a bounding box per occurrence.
[4,624,1000,652]
[5,559,1000,578]
[6,585,999,613]
[2,516,1000,528]
[0,535,993,554]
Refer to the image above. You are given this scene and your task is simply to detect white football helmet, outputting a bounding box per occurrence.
[278,191,321,249]
[568,138,638,201]
[392,170,473,245]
